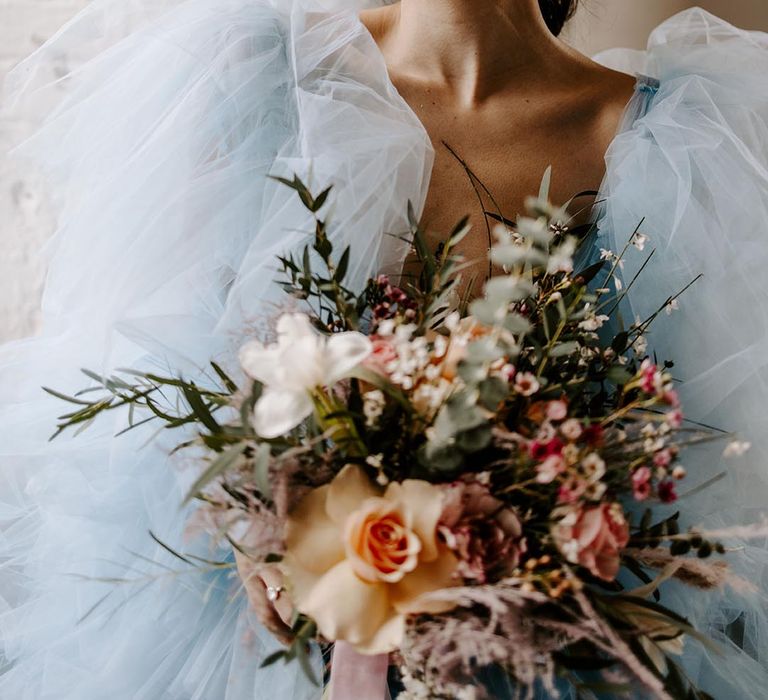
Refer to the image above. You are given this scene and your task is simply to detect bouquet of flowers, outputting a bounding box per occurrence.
[51,173,753,699]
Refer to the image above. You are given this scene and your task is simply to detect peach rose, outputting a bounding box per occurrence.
[283,465,458,654]
[551,503,629,581]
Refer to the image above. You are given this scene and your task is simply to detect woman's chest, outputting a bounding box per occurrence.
[403,89,628,285]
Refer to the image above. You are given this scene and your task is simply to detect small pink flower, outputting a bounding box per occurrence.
[536,455,566,484]
[560,419,583,441]
[658,480,678,503]
[499,364,516,382]
[640,359,662,395]
[666,409,683,429]
[363,336,398,377]
[552,503,630,581]
[557,476,587,504]
[546,400,568,422]
[632,466,653,501]
[514,372,540,397]
[653,449,673,468]
[663,389,680,408]
[582,425,604,447]
[529,437,564,461]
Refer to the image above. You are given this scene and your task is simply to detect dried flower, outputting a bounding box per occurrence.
[439,481,527,583]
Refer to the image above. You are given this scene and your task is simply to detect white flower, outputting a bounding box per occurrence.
[579,314,610,332]
[634,335,648,356]
[547,237,577,274]
[561,419,583,441]
[514,372,540,397]
[631,232,649,251]
[584,481,607,500]
[672,465,687,480]
[365,452,384,469]
[724,440,752,458]
[363,389,386,427]
[581,453,606,482]
[239,314,371,438]
[665,299,679,315]
[561,538,580,564]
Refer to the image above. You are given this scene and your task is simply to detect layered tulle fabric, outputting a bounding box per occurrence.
[0,1,430,698]
[3,2,768,698]
[596,9,768,698]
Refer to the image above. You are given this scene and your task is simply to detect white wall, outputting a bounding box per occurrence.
[564,0,768,54]
[1,0,768,343]
[0,0,90,342]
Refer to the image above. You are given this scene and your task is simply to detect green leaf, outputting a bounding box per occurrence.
[335,246,351,283]
[295,643,320,686]
[182,385,221,435]
[253,442,272,497]
[538,165,552,201]
[210,362,239,394]
[455,424,492,453]
[503,313,532,336]
[260,650,287,668]
[611,332,629,354]
[311,185,332,213]
[148,530,194,565]
[549,341,580,358]
[606,366,633,386]
[478,377,508,409]
[183,445,246,503]
[575,260,606,285]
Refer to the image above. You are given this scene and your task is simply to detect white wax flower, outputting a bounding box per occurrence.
[239,313,371,438]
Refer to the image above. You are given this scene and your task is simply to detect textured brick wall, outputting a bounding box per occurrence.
[0,0,90,342]
[1,0,767,344]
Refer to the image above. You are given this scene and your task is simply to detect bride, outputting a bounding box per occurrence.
[2,0,768,697]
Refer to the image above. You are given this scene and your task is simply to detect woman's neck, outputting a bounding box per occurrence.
[367,0,575,106]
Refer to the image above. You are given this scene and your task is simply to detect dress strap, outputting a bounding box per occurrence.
[617,73,661,134]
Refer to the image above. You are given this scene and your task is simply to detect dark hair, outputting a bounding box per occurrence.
[538,0,578,36]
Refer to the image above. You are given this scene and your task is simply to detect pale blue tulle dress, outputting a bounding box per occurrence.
[1,2,768,698]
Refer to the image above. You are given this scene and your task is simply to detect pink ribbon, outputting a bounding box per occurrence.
[329,641,390,700]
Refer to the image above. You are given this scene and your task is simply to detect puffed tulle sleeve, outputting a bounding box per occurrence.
[0,0,431,698]
[595,9,768,699]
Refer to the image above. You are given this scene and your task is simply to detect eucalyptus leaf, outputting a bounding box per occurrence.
[549,341,581,358]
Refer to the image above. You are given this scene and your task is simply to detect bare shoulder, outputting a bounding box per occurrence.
[549,56,638,138]
[577,56,638,114]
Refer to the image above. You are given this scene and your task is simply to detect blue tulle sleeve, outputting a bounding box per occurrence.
[596,8,768,698]
[0,0,430,698]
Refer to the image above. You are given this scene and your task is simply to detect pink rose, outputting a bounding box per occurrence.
[552,503,630,581]
[439,481,527,583]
